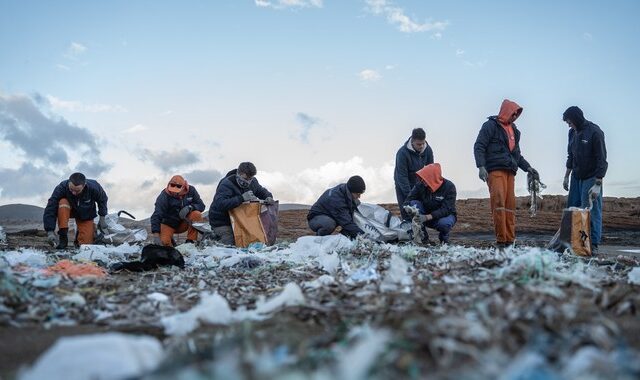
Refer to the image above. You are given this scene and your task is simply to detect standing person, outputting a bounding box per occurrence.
[43,172,109,249]
[404,163,457,244]
[473,99,539,248]
[562,106,608,254]
[150,175,206,246]
[208,162,275,246]
[394,128,434,220]
[307,175,366,239]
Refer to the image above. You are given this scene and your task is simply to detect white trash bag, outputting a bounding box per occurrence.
[353,203,412,242]
[94,210,148,245]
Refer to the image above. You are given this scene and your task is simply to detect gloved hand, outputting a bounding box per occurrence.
[152,235,161,245]
[46,231,59,247]
[478,166,488,182]
[403,206,418,217]
[179,205,193,220]
[563,175,570,191]
[98,215,108,232]
[242,191,259,202]
[264,197,276,205]
[588,180,602,201]
[417,214,433,223]
[528,167,540,181]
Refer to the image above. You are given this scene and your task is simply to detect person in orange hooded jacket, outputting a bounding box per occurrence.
[404,163,457,244]
[150,175,206,246]
[473,99,539,248]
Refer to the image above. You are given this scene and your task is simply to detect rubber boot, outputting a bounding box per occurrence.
[56,228,69,249]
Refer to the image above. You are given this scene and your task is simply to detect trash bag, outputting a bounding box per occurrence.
[353,203,412,242]
[110,244,185,272]
[94,210,148,245]
[548,207,592,256]
[229,201,279,248]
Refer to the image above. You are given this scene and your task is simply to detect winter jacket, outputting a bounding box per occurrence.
[394,139,434,197]
[150,186,206,233]
[473,117,531,174]
[566,120,608,180]
[307,183,364,239]
[43,179,108,231]
[405,180,457,220]
[208,175,272,227]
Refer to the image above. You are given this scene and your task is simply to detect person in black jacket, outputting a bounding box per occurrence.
[208,162,274,245]
[150,175,206,246]
[562,106,608,254]
[43,172,108,249]
[404,163,457,244]
[473,99,539,248]
[307,176,366,239]
[394,128,434,220]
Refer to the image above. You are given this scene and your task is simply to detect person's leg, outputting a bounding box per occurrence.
[505,172,516,244]
[488,170,508,244]
[567,173,582,208]
[578,177,602,246]
[185,210,204,242]
[76,219,95,245]
[213,225,235,245]
[160,224,177,246]
[56,199,71,248]
[396,186,409,220]
[427,214,457,244]
[308,215,337,236]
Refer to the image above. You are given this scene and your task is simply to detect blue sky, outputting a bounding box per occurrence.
[1,0,639,217]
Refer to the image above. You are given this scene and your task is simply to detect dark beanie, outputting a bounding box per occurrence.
[347,175,366,193]
[563,106,585,127]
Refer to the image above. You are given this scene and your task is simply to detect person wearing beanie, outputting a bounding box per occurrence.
[473,99,539,249]
[403,163,457,244]
[562,106,608,254]
[307,175,366,239]
[394,128,434,220]
[43,172,109,249]
[150,175,206,246]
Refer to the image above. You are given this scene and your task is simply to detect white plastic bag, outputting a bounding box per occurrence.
[353,203,412,242]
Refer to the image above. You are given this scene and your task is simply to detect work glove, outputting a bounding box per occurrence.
[403,205,418,217]
[588,180,602,201]
[46,231,59,247]
[478,166,489,182]
[563,175,570,191]
[98,215,108,232]
[264,197,276,205]
[179,205,193,220]
[242,191,259,202]
[417,214,433,223]
[152,235,162,245]
[527,167,540,181]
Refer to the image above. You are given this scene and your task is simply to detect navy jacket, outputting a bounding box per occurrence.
[43,179,108,231]
[473,117,531,174]
[150,186,205,233]
[208,176,272,227]
[307,183,364,239]
[394,139,434,197]
[405,180,457,220]
[566,120,608,180]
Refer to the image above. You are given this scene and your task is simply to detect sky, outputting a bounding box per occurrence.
[1,0,639,218]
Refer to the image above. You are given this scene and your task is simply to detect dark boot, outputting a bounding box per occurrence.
[56,228,69,249]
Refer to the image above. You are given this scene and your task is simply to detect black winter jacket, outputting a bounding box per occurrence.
[43,179,108,231]
[150,186,206,233]
[405,180,457,220]
[208,176,272,227]
[566,121,608,180]
[473,117,531,174]
[307,183,364,239]
[394,139,434,197]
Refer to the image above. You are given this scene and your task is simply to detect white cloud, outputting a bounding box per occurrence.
[365,0,448,34]
[46,95,127,113]
[63,42,87,60]
[384,64,395,70]
[255,0,322,9]
[463,60,487,68]
[56,64,71,71]
[122,124,148,134]
[583,32,593,41]
[431,32,442,40]
[456,49,465,56]
[358,69,381,82]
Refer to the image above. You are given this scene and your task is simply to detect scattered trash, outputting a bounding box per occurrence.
[629,267,640,285]
[147,292,170,303]
[61,293,86,307]
[44,260,107,279]
[94,211,148,245]
[380,254,412,292]
[346,263,379,285]
[110,244,184,272]
[3,249,49,268]
[0,225,6,245]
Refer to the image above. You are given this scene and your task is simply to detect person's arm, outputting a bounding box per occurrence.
[215,183,244,211]
[149,193,166,234]
[191,188,206,212]
[253,180,273,200]
[566,130,574,171]
[394,150,411,196]
[473,122,491,168]
[430,183,457,220]
[517,154,532,172]
[426,145,434,165]
[95,182,108,216]
[593,130,608,179]
[43,183,65,231]
[404,183,424,204]
[333,206,364,238]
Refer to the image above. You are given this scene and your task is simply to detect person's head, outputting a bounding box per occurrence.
[416,163,444,192]
[236,162,257,188]
[410,128,427,152]
[346,175,366,200]
[166,175,189,197]
[497,99,523,125]
[68,172,86,196]
[562,106,585,129]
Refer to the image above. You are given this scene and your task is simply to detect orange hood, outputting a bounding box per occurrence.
[165,175,189,198]
[416,163,444,192]
[497,99,522,125]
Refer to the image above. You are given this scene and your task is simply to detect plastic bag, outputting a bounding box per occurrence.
[229,201,279,248]
[353,203,412,242]
[548,207,591,256]
[94,210,148,245]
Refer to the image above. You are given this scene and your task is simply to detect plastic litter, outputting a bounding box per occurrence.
[2,249,49,268]
[44,260,107,279]
[354,202,412,242]
[380,254,413,292]
[62,293,86,307]
[110,244,184,272]
[0,225,6,244]
[628,267,640,285]
[337,326,391,380]
[147,292,170,303]
[94,211,148,245]
[346,263,379,286]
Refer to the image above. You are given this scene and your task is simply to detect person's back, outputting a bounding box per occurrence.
[307,176,366,239]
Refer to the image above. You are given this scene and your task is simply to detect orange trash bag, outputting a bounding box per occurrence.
[548,207,592,257]
[229,201,279,248]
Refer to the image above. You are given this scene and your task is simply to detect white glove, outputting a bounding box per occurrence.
[98,215,108,232]
[563,175,570,191]
[46,231,58,247]
[588,181,602,201]
[264,197,276,205]
[478,166,489,182]
[242,191,259,202]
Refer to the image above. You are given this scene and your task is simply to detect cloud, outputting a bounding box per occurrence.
[139,148,201,172]
[255,0,322,9]
[365,0,449,34]
[123,124,148,134]
[0,92,109,175]
[56,64,71,71]
[431,32,442,40]
[456,49,465,56]
[295,112,321,143]
[46,95,127,113]
[384,64,395,70]
[63,42,87,60]
[583,32,593,41]
[463,60,487,68]
[0,163,61,198]
[183,169,223,185]
[358,69,381,82]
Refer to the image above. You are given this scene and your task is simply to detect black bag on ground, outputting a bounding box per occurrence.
[110,244,185,272]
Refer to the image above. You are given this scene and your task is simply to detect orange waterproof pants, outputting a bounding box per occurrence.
[160,211,203,246]
[488,170,516,244]
[57,198,95,245]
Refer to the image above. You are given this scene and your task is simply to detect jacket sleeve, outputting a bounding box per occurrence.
[394,150,411,196]
[215,183,244,211]
[333,206,364,239]
[426,145,434,165]
[94,182,108,216]
[253,181,273,200]
[43,183,66,231]
[404,183,423,205]
[191,188,206,212]
[473,122,491,168]
[517,153,532,172]
[593,129,608,178]
[431,183,457,220]
[566,129,574,169]
[150,193,166,233]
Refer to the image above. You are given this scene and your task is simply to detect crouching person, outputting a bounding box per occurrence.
[43,172,109,249]
[150,175,205,246]
[208,162,275,246]
[404,163,457,244]
[307,176,366,239]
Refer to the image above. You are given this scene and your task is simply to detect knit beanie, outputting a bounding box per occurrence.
[346,175,366,193]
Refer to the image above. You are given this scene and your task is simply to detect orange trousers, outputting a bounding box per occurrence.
[160,211,203,246]
[488,170,516,244]
[58,198,95,245]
